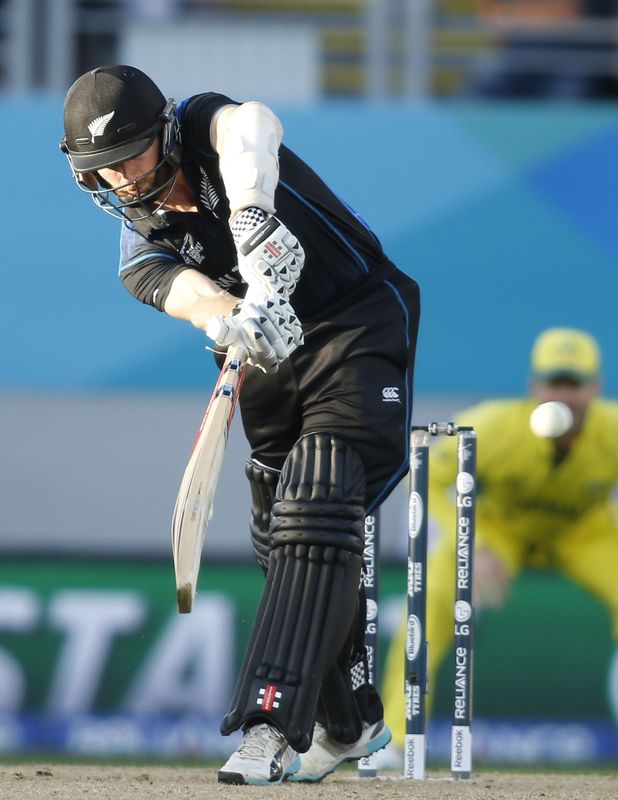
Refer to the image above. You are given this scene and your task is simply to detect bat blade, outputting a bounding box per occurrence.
[172,347,245,613]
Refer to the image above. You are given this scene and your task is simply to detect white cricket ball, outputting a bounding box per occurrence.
[529,401,573,438]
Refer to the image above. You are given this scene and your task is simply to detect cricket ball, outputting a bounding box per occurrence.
[529,401,573,438]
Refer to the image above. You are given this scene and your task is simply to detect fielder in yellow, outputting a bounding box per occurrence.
[383,327,618,753]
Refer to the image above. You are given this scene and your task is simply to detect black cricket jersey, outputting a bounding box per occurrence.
[119,93,391,320]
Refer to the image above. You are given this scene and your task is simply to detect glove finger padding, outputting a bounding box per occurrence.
[243,301,288,368]
[207,294,303,373]
[257,293,304,353]
[236,308,280,373]
[231,209,305,297]
[208,305,277,373]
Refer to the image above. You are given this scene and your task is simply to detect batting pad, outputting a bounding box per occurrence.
[221,434,366,752]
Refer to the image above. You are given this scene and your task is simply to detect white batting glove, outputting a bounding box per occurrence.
[230,207,305,298]
[207,290,303,373]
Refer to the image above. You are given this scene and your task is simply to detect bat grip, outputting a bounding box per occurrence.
[227,344,248,364]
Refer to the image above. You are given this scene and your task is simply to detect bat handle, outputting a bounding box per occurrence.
[226,344,248,367]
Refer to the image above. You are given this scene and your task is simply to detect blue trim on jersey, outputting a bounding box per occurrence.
[384,279,410,351]
[367,279,413,513]
[334,193,381,247]
[118,221,179,274]
[176,96,220,159]
[176,97,190,119]
[279,180,369,274]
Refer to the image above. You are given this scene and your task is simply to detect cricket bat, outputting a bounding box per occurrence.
[172,346,246,613]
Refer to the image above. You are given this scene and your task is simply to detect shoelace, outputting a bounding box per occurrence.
[237,724,283,759]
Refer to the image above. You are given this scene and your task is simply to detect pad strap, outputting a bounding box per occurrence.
[245,460,280,572]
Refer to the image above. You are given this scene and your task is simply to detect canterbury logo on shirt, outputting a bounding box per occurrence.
[382,387,400,402]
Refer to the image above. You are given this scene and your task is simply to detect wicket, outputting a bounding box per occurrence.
[358,510,380,778]
[405,423,477,780]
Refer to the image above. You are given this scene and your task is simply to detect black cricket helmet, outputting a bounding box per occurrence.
[60,64,181,219]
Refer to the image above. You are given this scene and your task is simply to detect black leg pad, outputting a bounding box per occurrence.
[221,434,366,752]
[317,580,384,743]
[245,460,280,573]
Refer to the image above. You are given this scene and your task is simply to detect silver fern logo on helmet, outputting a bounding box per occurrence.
[88,111,115,143]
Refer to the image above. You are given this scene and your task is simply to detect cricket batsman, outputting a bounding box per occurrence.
[61,65,420,784]
[383,327,618,755]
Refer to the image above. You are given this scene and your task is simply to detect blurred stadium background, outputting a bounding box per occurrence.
[1,0,617,767]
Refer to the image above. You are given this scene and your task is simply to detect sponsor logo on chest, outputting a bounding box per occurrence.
[180,236,205,265]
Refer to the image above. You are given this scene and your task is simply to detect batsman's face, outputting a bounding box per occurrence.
[532,377,599,433]
[95,140,161,202]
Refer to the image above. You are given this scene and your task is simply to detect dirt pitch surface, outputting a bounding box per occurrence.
[0,765,616,800]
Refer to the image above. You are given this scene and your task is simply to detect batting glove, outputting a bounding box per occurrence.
[230,207,304,298]
[207,290,303,373]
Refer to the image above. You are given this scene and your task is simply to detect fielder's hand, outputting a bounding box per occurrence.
[230,207,304,297]
[207,290,303,373]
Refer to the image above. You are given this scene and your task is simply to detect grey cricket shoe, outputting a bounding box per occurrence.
[217,722,300,785]
[289,719,392,783]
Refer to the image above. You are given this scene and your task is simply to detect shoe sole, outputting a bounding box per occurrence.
[218,756,301,785]
[289,724,392,783]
